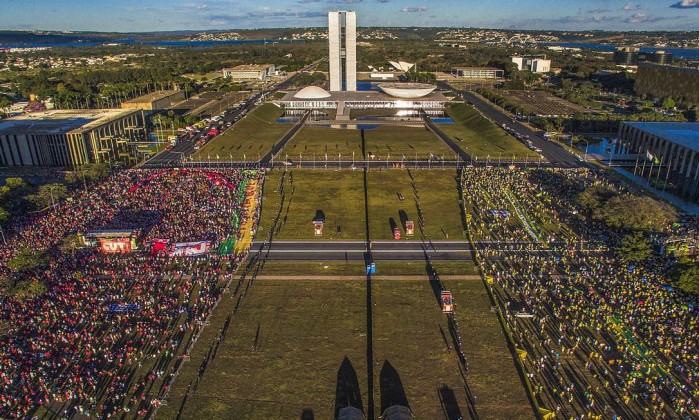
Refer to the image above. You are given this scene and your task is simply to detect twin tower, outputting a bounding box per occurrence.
[328,11,357,92]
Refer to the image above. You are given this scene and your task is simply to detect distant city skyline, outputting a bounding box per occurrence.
[0,0,697,32]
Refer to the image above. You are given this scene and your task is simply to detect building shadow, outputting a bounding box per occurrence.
[438,384,463,420]
[301,408,314,420]
[334,356,364,419]
[379,360,410,414]
[388,217,398,237]
[398,209,409,230]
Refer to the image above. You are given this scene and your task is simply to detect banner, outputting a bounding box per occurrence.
[151,238,170,253]
[169,241,212,257]
[100,238,132,254]
[108,303,141,312]
[489,209,510,217]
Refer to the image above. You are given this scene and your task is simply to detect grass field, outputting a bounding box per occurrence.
[194,103,291,160]
[282,125,453,162]
[364,126,454,160]
[439,104,538,159]
[373,279,532,419]
[158,280,368,419]
[283,126,364,158]
[259,168,466,241]
[160,278,531,419]
[256,261,478,277]
[258,170,366,240]
[367,169,465,241]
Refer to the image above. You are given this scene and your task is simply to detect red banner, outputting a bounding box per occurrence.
[100,238,132,254]
[168,241,212,257]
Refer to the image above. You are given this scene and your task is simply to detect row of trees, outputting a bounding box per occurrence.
[0,164,110,299]
[575,185,698,294]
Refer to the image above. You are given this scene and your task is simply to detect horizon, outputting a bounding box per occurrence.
[0,0,697,33]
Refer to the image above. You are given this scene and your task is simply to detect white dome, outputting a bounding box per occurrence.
[294,86,332,99]
[378,83,436,99]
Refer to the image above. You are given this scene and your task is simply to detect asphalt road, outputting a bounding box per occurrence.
[439,82,581,167]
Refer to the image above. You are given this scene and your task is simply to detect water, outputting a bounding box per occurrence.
[546,42,699,60]
[276,117,302,123]
[575,137,614,156]
[0,38,303,49]
[356,81,381,91]
[314,124,380,130]
[431,118,454,124]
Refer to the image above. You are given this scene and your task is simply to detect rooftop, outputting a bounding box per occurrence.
[625,122,699,153]
[452,66,503,71]
[279,89,448,103]
[224,64,274,72]
[0,109,139,136]
[122,90,181,104]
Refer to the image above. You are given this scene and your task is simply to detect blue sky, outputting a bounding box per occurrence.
[1,0,697,32]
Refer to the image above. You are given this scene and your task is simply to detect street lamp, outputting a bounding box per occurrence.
[581,139,589,162]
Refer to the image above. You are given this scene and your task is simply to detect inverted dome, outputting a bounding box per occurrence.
[378,83,436,99]
[294,86,332,99]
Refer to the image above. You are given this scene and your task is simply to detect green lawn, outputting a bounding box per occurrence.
[194,103,291,160]
[255,261,478,277]
[258,170,367,240]
[367,169,466,241]
[283,126,364,159]
[439,104,538,159]
[158,280,368,419]
[160,278,531,419]
[364,126,454,160]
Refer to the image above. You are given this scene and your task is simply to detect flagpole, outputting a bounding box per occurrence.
[648,158,654,184]
[633,156,639,176]
[655,156,663,183]
[663,158,672,192]
[640,159,647,178]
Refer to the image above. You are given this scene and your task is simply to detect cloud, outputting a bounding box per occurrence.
[587,8,611,13]
[376,0,391,2]
[625,12,670,23]
[400,6,427,12]
[622,3,641,11]
[670,0,699,8]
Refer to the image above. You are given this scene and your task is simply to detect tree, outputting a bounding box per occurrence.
[60,233,83,258]
[593,195,675,232]
[676,265,699,294]
[662,97,676,110]
[0,207,8,226]
[616,232,653,262]
[577,185,617,213]
[27,183,67,209]
[5,248,47,274]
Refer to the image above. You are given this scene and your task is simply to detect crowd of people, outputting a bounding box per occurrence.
[462,167,698,419]
[0,168,263,418]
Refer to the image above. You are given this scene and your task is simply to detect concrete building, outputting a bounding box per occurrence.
[511,55,551,73]
[277,84,447,120]
[614,47,640,66]
[451,67,504,79]
[120,90,185,111]
[222,64,275,81]
[328,11,357,91]
[644,50,673,65]
[617,122,699,203]
[0,109,146,167]
[635,63,699,103]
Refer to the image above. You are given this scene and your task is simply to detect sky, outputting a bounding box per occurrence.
[1,0,697,32]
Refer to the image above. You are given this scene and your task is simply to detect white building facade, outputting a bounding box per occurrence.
[328,11,357,92]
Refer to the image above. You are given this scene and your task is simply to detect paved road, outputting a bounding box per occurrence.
[438,82,581,167]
